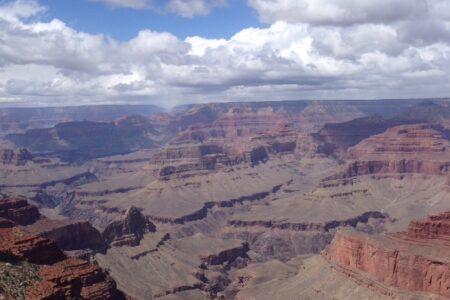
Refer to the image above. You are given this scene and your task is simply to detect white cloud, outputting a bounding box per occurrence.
[1,0,450,107]
[248,0,427,26]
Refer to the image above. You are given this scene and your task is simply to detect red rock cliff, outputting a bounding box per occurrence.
[324,213,450,298]
[0,198,40,225]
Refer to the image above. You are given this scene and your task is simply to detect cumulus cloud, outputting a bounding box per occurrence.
[248,0,428,26]
[0,0,450,107]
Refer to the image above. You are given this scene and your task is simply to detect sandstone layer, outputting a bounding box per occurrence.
[324,212,450,298]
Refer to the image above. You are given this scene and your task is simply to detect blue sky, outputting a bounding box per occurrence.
[1,0,450,107]
[39,0,262,40]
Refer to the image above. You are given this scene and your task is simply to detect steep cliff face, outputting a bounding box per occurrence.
[33,220,107,251]
[102,206,156,246]
[0,198,40,225]
[27,258,124,300]
[173,107,289,144]
[0,148,33,165]
[0,220,65,264]
[405,211,450,241]
[0,213,125,299]
[0,197,107,252]
[324,212,450,298]
[7,118,161,162]
[347,124,450,160]
[327,124,450,180]
[339,159,450,178]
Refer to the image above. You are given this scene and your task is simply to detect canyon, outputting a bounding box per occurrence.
[1,99,450,299]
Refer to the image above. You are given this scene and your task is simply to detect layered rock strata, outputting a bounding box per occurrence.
[324,212,450,298]
[0,202,125,299]
[102,206,156,246]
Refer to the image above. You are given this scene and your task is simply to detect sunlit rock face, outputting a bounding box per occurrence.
[324,212,450,298]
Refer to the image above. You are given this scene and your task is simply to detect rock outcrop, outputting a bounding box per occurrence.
[0,197,107,252]
[0,148,33,165]
[0,198,40,225]
[27,258,124,300]
[26,219,107,252]
[7,118,161,162]
[0,220,65,264]
[325,124,450,181]
[347,123,450,161]
[324,212,450,298]
[403,211,450,241]
[102,206,156,246]
[0,211,125,299]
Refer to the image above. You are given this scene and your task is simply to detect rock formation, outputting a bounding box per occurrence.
[325,124,450,180]
[0,197,107,253]
[102,206,156,246]
[0,207,125,299]
[26,219,107,252]
[27,258,124,300]
[0,148,33,165]
[7,118,161,162]
[0,219,66,264]
[0,198,40,225]
[324,212,450,298]
[403,211,450,241]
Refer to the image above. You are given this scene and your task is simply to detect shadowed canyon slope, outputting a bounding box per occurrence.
[1,99,450,299]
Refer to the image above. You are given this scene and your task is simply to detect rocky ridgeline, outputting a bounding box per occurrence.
[404,211,450,241]
[0,198,40,225]
[324,212,450,298]
[27,257,123,300]
[228,211,386,232]
[173,107,290,143]
[0,148,33,166]
[322,124,450,182]
[102,206,156,247]
[0,197,107,252]
[153,143,272,180]
[153,131,298,181]
[0,218,65,264]
[34,220,107,251]
[0,216,125,299]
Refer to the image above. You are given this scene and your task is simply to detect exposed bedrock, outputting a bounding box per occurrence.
[0,197,107,252]
[404,211,450,241]
[0,203,125,299]
[102,206,157,246]
[346,123,450,159]
[222,229,333,261]
[324,212,450,298]
[27,257,125,300]
[0,220,66,264]
[149,185,282,225]
[223,212,387,261]
[227,211,386,232]
[336,159,450,179]
[325,123,450,180]
[0,148,33,165]
[33,221,107,251]
[201,242,250,266]
[0,198,40,225]
[0,171,98,189]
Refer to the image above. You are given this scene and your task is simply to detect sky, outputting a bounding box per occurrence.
[0,0,450,107]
